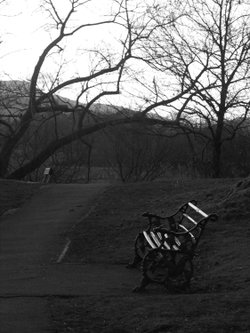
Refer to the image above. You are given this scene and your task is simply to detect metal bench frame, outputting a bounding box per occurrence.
[128,200,198,268]
[131,201,218,292]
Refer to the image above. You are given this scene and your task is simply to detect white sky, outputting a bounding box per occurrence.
[0,0,159,111]
[0,0,146,109]
[0,0,197,113]
[0,0,125,81]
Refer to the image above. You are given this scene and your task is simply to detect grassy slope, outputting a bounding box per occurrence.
[56,178,250,333]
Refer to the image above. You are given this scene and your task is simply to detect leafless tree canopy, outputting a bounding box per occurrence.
[137,0,250,176]
[0,0,250,179]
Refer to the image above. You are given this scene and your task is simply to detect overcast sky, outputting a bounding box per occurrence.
[0,0,123,82]
[0,0,171,110]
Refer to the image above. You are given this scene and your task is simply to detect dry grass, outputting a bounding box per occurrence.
[53,177,250,333]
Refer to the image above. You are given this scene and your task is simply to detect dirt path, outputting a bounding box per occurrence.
[0,183,113,333]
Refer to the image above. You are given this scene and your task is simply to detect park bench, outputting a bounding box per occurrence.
[128,200,199,268]
[128,201,218,292]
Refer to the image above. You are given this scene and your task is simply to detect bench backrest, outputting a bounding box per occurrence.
[143,202,217,253]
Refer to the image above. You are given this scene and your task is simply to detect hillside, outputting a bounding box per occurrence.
[59,177,250,332]
[0,80,132,118]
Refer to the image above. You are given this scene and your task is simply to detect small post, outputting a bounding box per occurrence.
[42,167,53,184]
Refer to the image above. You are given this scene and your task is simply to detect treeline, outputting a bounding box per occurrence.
[12,111,250,182]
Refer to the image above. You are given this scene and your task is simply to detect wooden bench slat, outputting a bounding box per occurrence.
[144,231,182,251]
[183,213,197,225]
[156,232,171,250]
[188,202,208,218]
[179,224,196,242]
[143,231,157,249]
[174,236,181,246]
[150,231,161,247]
[151,231,172,250]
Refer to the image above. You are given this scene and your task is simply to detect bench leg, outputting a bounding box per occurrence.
[126,253,142,269]
[127,232,147,269]
[132,276,150,292]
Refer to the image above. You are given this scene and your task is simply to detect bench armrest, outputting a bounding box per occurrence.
[142,212,166,220]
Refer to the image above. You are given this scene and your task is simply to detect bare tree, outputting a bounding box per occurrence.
[141,0,250,177]
[0,0,134,178]
[0,0,210,180]
[0,0,177,179]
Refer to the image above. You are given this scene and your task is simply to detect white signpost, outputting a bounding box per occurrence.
[42,167,53,184]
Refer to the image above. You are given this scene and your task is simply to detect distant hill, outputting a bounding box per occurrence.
[0,80,134,119]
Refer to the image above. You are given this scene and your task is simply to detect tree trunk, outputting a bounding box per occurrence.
[212,114,224,178]
[212,141,222,178]
[0,156,9,178]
